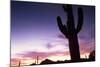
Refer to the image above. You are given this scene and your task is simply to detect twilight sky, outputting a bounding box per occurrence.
[11,1,95,65]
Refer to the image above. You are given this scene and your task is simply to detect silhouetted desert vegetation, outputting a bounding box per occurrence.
[28,50,95,66]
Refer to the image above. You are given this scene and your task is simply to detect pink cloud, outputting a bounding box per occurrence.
[16,51,70,60]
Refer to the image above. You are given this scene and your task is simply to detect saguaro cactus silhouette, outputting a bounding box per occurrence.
[36,56,39,64]
[57,5,83,61]
[18,60,21,67]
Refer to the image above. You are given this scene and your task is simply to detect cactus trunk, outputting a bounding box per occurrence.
[18,60,21,67]
[68,34,80,60]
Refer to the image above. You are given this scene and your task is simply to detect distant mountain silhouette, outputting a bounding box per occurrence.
[39,58,95,65]
[30,63,36,65]
[40,59,55,64]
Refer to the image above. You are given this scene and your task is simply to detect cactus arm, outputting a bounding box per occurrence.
[76,7,83,33]
[57,16,69,38]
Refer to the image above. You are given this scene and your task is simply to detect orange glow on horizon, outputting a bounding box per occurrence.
[47,55,71,61]
[11,52,91,66]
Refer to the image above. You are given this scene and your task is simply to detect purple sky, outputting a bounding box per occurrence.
[11,1,95,60]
